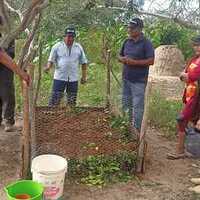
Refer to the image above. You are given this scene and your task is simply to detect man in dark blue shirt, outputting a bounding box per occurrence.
[119,17,154,135]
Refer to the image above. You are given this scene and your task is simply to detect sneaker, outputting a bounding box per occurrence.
[4,124,14,132]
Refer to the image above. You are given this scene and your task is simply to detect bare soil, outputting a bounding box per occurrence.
[0,121,200,200]
[0,121,21,200]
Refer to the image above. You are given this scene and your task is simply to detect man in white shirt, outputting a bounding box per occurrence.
[45,26,88,106]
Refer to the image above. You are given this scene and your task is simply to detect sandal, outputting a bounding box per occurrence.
[166,151,193,160]
[167,152,186,160]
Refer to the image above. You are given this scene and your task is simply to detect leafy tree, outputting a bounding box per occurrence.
[145,20,196,59]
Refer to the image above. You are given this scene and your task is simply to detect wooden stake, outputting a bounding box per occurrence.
[21,81,30,178]
[106,49,111,109]
[21,64,35,178]
[136,79,152,173]
[29,64,36,161]
[34,40,42,107]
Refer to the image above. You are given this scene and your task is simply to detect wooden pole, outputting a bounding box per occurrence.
[31,41,42,159]
[29,65,35,122]
[21,64,35,178]
[136,79,152,173]
[29,64,36,161]
[34,40,42,107]
[106,49,111,109]
[21,81,30,178]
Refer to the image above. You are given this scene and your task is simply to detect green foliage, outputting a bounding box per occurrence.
[77,27,103,64]
[149,92,182,138]
[78,63,107,106]
[35,72,53,106]
[145,20,197,59]
[146,21,180,45]
[110,114,129,129]
[110,114,132,142]
[39,0,126,43]
[102,23,127,58]
[68,153,137,186]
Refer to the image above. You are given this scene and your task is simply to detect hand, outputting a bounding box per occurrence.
[21,72,31,86]
[125,57,137,65]
[118,56,127,64]
[44,65,50,73]
[180,72,188,82]
[81,77,87,84]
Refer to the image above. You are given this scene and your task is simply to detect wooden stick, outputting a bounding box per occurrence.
[110,66,121,88]
[106,49,111,109]
[136,79,152,173]
[34,40,42,107]
[29,64,37,160]
[21,81,30,178]
[21,63,35,178]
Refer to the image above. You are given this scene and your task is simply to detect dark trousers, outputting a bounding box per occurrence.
[49,79,78,106]
[0,82,15,125]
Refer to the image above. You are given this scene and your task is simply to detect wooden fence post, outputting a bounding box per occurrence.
[21,64,35,178]
[136,79,152,173]
[21,81,31,178]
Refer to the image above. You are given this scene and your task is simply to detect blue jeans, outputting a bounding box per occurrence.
[122,79,147,131]
[49,79,78,106]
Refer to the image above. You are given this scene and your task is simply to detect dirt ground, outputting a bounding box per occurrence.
[1,123,200,200]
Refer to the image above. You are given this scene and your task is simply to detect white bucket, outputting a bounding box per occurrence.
[31,154,68,200]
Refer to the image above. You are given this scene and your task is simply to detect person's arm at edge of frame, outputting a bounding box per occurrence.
[0,49,30,85]
[180,57,200,83]
[188,64,200,82]
[179,59,191,82]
